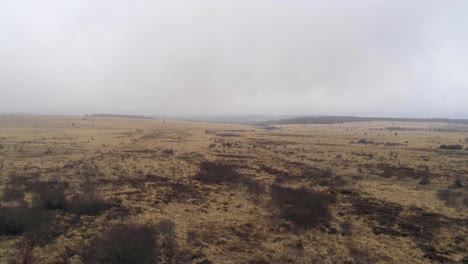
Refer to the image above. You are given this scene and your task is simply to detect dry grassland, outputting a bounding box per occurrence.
[0,115,467,263]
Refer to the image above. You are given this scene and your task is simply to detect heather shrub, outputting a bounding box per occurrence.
[67,195,109,216]
[270,184,335,228]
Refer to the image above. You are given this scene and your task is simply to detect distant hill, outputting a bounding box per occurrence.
[164,115,300,125]
[257,116,468,125]
[88,114,156,120]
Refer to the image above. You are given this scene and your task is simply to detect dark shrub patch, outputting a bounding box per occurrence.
[83,220,187,264]
[439,144,464,150]
[162,148,174,156]
[449,176,463,189]
[0,207,60,246]
[106,206,131,220]
[67,195,109,216]
[437,189,467,207]
[418,174,431,185]
[15,240,36,264]
[379,164,417,179]
[194,161,265,196]
[7,173,40,188]
[29,181,68,210]
[193,161,241,184]
[1,186,25,202]
[318,176,347,187]
[356,139,375,145]
[83,224,157,264]
[351,197,402,227]
[270,184,335,228]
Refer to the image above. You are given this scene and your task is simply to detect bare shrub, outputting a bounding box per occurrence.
[348,245,382,264]
[83,224,157,264]
[248,254,271,264]
[0,207,60,246]
[8,173,40,188]
[418,174,431,185]
[437,189,467,207]
[356,139,374,145]
[193,161,240,184]
[270,184,335,228]
[340,221,352,236]
[439,144,464,150]
[449,176,463,189]
[318,176,347,187]
[162,148,174,157]
[67,195,109,216]
[1,186,25,202]
[106,206,130,220]
[16,240,36,264]
[193,161,265,196]
[83,220,188,263]
[29,181,68,210]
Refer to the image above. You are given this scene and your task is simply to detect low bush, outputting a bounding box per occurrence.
[439,144,464,150]
[29,181,68,210]
[193,161,265,195]
[318,176,347,187]
[193,161,240,184]
[83,224,157,264]
[437,189,467,207]
[270,184,335,228]
[162,148,174,157]
[1,186,25,202]
[0,207,60,246]
[67,195,109,216]
[83,220,188,263]
[418,174,431,185]
[15,240,36,264]
[449,176,463,189]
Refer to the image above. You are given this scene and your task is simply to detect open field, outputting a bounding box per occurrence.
[0,115,467,263]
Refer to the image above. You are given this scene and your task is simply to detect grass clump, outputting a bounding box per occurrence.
[270,184,335,228]
[193,161,265,196]
[193,161,241,184]
[437,189,467,208]
[30,181,68,210]
[439,144,464,150]
[83,220,188,263]
[0,207,61,246]
[83,224,157,264]
[67,195,109,216]
[1,186,25,202]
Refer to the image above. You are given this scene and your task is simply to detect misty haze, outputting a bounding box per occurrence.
[0,1,467,264]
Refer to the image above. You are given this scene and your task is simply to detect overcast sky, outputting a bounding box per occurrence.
[1,0,467,118]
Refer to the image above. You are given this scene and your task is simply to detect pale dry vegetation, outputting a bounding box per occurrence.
[0,115,467,263]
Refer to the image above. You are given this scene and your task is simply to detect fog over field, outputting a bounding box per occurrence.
[1,0,467,117]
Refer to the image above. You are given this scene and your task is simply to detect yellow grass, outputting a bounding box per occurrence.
[0,115,466,263]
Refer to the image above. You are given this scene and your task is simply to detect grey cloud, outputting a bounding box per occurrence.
[1,0,467,117]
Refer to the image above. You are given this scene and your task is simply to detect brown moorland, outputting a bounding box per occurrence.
[0,115,467,263]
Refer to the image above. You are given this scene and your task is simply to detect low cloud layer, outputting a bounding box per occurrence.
[1,0,467,117]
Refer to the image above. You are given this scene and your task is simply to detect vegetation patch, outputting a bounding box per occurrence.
[193,161,265,196]
[1,186,25,202]
[83,220,190,263]
[67,194,110,216]
[437,189,468,208]
[440,144,464,150]
[29,180,69,210]
[270,184,335,228]
[0,207,61,246]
